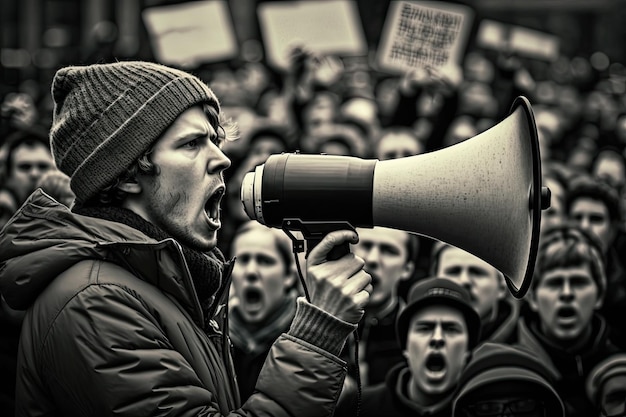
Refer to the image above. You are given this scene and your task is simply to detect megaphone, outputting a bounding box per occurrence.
[241,96,551,299]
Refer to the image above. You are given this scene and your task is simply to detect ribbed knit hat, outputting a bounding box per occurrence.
[453,342,564,417]
[50,61,220,204]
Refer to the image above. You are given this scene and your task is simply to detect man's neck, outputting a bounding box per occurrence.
[407,376,449,407]
[482,301,500,324]
[540,321,594,351]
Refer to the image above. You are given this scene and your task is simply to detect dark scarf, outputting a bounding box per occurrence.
[74,206,226,325]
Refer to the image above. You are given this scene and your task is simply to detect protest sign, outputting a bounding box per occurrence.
[476,19,560,62]
[257,0,368,71]
[142,0,238,68]
[375,1,474,74]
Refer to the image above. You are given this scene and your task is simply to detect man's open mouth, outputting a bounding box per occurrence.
[556,305,578,327]
[204,187,224,227]
[243,287,263,312]
[557,306,576,318]
[425,352,447,375]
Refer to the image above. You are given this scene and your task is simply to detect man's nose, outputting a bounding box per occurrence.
[429,325,445,348]
[244,262,259,281]
[364,247,381,267]
[457,270,473,290]
[559,280,575,301]
[578,217,591,232]
[208,147,231,174]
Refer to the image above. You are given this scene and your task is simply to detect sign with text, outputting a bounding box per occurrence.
[476,19,560,62]
[376,1,474,74]
[257,0,368,71]
[142,0,238,68]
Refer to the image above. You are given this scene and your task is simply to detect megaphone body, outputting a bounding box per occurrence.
[241,97,549,298]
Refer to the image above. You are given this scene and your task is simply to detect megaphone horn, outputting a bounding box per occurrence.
[241,96,551,298]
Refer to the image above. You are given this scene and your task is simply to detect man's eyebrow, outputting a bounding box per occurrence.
[176,128,208,142]
[415,319,463,325]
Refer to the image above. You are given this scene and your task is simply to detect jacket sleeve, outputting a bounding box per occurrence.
[244,298,357,417]
[29,270,354,417]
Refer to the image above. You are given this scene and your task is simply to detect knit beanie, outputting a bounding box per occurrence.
[49,61,220,204]
[453,342,564,417]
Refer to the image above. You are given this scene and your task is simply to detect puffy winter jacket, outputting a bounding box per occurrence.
[0,190,354,416]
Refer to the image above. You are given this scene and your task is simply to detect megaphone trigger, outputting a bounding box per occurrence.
[282,219,355,261]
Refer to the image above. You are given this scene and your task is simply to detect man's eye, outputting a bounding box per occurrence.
[590,215,605,224]
[444,325,462,333]
[184,139,199,148]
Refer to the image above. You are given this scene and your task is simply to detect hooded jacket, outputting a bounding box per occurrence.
[0,190,355,417]
[334,363,454,417]
[516,310,620,417]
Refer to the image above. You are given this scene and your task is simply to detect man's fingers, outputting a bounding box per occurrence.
[308,230,359,265]
[341,271,372,296]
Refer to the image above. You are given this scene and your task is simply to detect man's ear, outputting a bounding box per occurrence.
[527,287,539,312]
[463,350,473,367]
[400,260,416,281]
[594,285,605,310]
[117,179,142,194]
[284,269,298,294]
[496,272,508,300]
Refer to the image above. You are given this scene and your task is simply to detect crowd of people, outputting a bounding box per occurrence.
[1,33,626,417]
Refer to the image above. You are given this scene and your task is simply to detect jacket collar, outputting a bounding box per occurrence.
[0,189,233,327]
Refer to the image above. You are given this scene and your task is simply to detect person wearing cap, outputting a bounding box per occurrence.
[430,242,520,344]
[586,353,626,417]
[516,224,620,417]
[452,342,565,417]
[0,61,373,417]
[334,276,481,417]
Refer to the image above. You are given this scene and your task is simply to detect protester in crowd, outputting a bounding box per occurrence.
[590,147,626,194]
[374,126,425,161]
[586,353,626,417]
[303,122,369,157]
[590,146,626,231]
[335,276,481,417]
[386,64,462,153]
[452,342,564,417]
[516,224,620,417]
[228,220,300,401]
[342,226,419,387]
[283,45,343,142]
[1,128,54,209]
[338,92,381,150]
[441,114,479,148]
[565,174,626,349]
[0,61,372,416]
[431,242,519,344]
[541,161,572,232]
